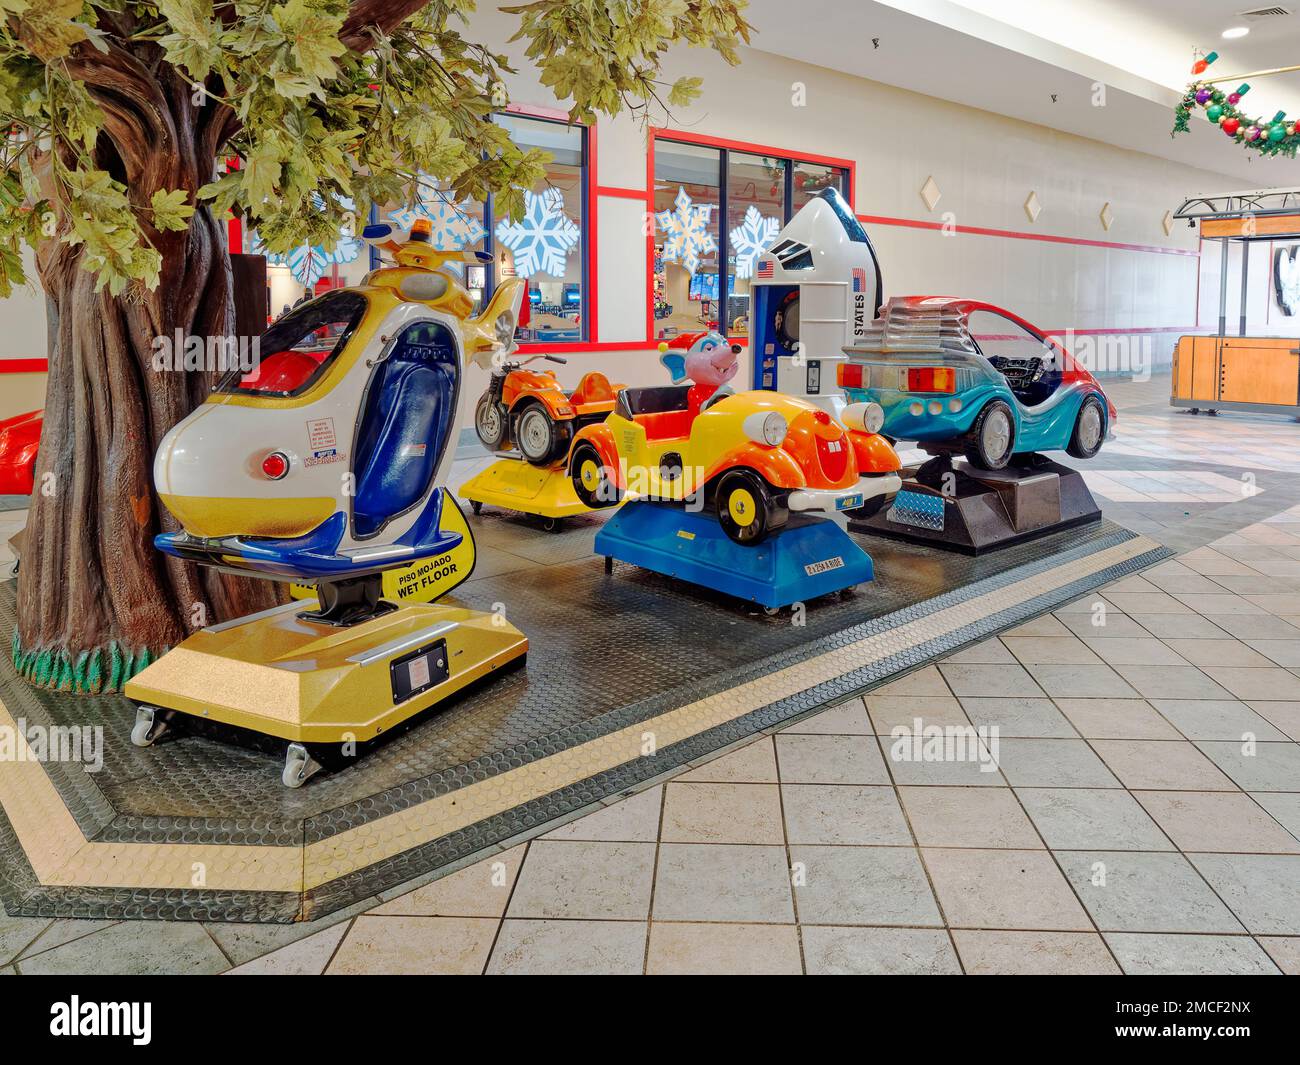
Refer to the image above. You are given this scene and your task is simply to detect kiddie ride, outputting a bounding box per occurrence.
[570,331,902,611]
[124,221,528,787]
[459,349,622,529]
[838,297,1115,553]
[748,187,884,419]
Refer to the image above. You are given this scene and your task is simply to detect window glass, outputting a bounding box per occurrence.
[494,115,585,344]
[967,310,1057,362]
[791,162,848,211]
[654,141,722,338]
[220,290,367,396]
[725,152,785,341]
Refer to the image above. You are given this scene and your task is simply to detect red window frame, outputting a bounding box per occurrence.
[645,129,856,347]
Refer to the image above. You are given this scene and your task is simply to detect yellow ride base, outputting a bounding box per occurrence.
[124,598,527,745]
[459,457,597,520]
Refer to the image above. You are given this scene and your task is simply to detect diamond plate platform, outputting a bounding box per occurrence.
[0,518,1170,922]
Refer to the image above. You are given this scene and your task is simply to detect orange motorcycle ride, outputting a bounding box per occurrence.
[474,354,622,466]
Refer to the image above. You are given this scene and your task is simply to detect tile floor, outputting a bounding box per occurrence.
[3,373,1300,974]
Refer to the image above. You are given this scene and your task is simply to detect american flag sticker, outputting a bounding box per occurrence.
[851,267,866,293]
[757,259,774,279]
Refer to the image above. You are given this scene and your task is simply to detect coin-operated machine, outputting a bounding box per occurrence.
[125,221,528,786]
[569,332,898,611]
[749,188,883,419]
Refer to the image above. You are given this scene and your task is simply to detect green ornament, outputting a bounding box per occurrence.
[1212,91,1225,104]
[1207,104,1223,122]
[1270,124,1286,142]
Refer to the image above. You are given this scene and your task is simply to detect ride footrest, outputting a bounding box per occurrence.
[594,502,875,610]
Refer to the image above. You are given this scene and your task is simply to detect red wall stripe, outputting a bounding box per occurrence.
[857,213,1200,258]
[596,186,651,201]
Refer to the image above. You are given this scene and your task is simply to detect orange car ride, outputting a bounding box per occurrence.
[567,386,903,546]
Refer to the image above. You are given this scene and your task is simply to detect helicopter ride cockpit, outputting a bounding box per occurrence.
[127,220,531,787]
[152,220,522,589]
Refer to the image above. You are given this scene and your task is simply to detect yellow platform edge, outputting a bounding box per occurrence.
[458,457,597,519]
[124,601,528,745]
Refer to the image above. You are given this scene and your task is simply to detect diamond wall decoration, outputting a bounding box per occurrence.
[920,175,942,212]
[1162,209,1175,236]
[1099,202,1114,231]
[1024,191,1042,224]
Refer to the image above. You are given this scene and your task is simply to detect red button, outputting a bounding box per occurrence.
[261,452,290,479]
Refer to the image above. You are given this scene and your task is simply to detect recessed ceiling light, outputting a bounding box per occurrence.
[1223,26,1251,38]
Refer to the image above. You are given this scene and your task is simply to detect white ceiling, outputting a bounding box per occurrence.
[743,0,1300,186]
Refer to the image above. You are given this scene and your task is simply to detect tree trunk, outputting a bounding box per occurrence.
[13,61,281,693]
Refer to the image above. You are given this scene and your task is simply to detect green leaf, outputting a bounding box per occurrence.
[150,188,195,232]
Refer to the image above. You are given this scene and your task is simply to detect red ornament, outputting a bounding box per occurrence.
[1222,117,1241,136]
[1193,60,1207,74]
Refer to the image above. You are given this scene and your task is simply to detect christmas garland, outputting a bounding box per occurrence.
[1171,52,1300,159]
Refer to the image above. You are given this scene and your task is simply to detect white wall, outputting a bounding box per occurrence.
[0,11,1255,424]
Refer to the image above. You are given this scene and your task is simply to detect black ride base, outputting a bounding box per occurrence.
[851,454,1103,555]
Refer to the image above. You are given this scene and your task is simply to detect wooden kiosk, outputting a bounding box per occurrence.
[1172,189,1300,418]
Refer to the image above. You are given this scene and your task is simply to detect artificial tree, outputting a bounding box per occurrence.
[0,0,750,691]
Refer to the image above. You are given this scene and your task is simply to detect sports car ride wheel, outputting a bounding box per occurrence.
[717,470,778,546]
[964,399,1016,471]
[516,404,567,466]
[475,394,507,450]
[1066,395,1106,459]
[570,443,621,509]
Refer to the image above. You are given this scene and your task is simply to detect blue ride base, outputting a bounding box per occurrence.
[594,502,875,610]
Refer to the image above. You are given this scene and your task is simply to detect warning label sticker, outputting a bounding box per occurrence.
[307,418,337,452]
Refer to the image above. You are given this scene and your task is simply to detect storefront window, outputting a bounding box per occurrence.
[368,113,588,341]
[492,114,586,343]
[791,161,849,212]
[653,141,722,337]
[654,137,849,342]
[725,152,786,340]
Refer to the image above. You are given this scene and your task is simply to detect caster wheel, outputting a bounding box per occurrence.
[1208,409,1219,417]
[604,556,613,574]
[762,605,783,617]
[540,517,561,533]
[283,743,323,789]
[130,705,171,748]
[839,586,857,599]
[470,500,483,515]
[1188,408,1200,415]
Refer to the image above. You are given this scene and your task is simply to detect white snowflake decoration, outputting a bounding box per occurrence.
[494,187,580,278]
[389,178,485,251]
[729,204,780,280]
[249,194,361,287]
[657,186,716,276]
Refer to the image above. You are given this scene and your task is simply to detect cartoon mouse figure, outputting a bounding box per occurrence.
[658,331,742,414]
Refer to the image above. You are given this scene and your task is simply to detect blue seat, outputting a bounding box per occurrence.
[352,323,458,539]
